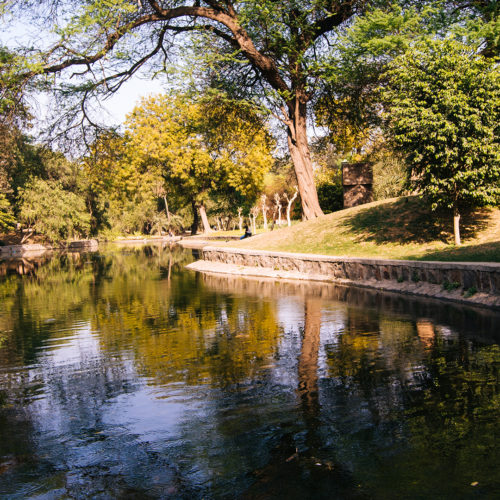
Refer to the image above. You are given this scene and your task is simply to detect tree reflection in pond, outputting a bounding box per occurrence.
[0,248,498,499]
[322,306,499,498]
[298,299,322,417]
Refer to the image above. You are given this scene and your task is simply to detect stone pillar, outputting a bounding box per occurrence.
[342,162,373,208]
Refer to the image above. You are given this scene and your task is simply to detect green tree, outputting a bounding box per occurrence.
[4,1,498,220]
[370,145,407,201]
[315,171,343,214]
[2,0,392,220]
[317,4,433,146]
[0,45,34,202]
[443,0,500,58]
[0,193,15,231]
[84,129,191,236]
[18,178,91,242]
[310,140,345,213]
[316,1,499,162]
[0,45,31,128]
[83,131,161,235]
[383,39,500,245]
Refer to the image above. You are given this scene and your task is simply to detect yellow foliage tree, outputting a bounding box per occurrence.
[126,92,273,234]
[83,131,163,235]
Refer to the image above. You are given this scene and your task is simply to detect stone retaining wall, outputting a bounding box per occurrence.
[68,239,99,250]
[201,246,500,296]
[0,244,47,257]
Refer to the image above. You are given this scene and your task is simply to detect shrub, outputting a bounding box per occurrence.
[18,178,90,242]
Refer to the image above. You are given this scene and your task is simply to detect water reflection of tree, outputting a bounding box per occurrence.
[1,257,499,498]
[199,273,500,497]
[0,246,279,391]
[0,350,192,498]
[93,269,282,388]
[399,341,500,496]
[0,245,193,366]
[0,246,204,497]
[298,298,321,419]
[201,274,500,345]
[240,297,367,499]
[323,307,500,498]
[205,275,499,498]
[0,253,96,366]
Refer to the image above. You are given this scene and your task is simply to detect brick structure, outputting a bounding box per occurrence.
[342,162,373,208]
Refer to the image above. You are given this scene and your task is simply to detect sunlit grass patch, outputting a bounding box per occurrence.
[222,197,500,262]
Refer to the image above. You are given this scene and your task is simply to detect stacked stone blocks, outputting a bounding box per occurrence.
[201,247,500,295]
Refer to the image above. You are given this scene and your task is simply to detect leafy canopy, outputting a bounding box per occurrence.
[0,0,375,219]
[18,178,91,242]
[83,130,167,235]
[383,38,500,213]
[126,91,273,209]
[317,1,500,154]
[0,193,15,231]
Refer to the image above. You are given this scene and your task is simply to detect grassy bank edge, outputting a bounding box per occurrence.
[215,197,500,263]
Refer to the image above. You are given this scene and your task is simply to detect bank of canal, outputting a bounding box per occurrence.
[187,245,500,309]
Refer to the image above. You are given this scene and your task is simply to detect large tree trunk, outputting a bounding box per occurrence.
[199,204,213,233]
[287,96,324,220]
[190,200,199,235]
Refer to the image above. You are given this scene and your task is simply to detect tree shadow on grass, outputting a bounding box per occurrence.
[341,197,494,245]
[410,241,500,262]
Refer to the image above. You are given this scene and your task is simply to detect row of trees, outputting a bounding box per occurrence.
[0,88,304,241]
[1,2,498,211]
[0,1,499,243]
[86,91,275,236]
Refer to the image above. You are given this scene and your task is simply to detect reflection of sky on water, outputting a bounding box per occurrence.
[38,322,100,367]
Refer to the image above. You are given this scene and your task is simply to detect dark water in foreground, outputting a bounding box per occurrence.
[0,245,498,499]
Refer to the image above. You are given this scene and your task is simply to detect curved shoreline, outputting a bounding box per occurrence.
[184,245,500,310]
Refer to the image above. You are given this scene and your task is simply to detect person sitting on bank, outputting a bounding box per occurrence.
[240,225,252,239]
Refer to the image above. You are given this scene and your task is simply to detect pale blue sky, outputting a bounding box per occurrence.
[91,78,166,124]
[1,16,167,127]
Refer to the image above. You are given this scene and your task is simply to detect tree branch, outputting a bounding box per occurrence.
[92,24,170,94]
[311,1,362,41]
[33,4,289,95]
[164,23,237,47]
[35,13,164,77]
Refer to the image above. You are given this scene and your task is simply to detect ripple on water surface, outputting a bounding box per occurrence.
[0,246,499,499]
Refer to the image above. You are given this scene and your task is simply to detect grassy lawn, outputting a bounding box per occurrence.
[219,197,500,262]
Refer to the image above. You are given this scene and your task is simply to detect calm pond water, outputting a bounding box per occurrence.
[0,244,498,499]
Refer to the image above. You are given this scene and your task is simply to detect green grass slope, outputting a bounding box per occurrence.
[228,197,500,262]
